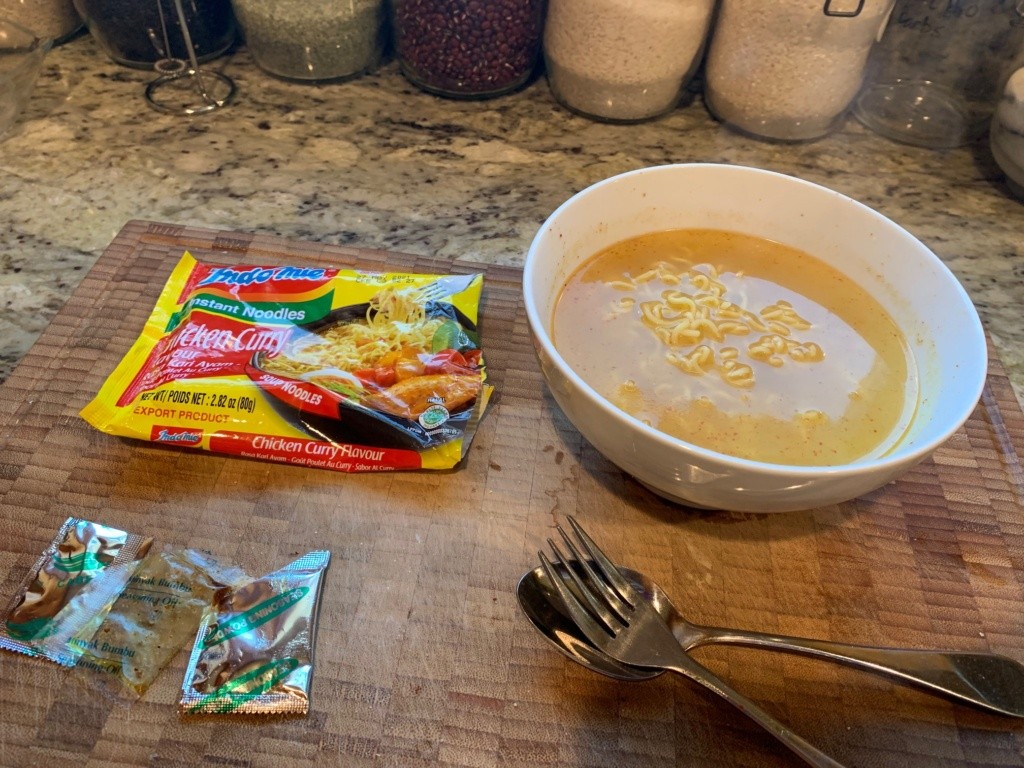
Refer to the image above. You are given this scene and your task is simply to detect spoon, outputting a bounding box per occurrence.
[517,563,1024,716]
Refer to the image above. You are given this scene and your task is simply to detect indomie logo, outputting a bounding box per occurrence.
[155,427,203,445]
[197,266,327,286]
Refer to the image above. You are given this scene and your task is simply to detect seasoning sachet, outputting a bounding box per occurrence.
[81,252,492,472]
[72,546,250,700]
[0,518,152,666]
[180,550,331,716]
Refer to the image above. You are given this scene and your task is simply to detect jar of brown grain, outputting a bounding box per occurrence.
[389,0,546,99]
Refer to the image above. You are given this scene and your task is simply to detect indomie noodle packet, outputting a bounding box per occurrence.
[0,518,152,666]
[180,550,330,716]
[81,251,492,472]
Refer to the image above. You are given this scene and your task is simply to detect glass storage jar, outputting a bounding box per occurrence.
[704,0,895,141]
[0,0,83,43]
[544,0,715,123]
[991,63,1024,199]
[854,0,1024,149]
[389,0,545,99]
[0,19,53,138]
[73,0,234,68]
[232,0,386,81]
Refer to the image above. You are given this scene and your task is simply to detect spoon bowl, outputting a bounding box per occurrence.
[517,562,667,682]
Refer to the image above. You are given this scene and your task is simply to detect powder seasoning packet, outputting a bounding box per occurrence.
[72,546,251,700]
[0,518,152,666]
[81,251,492,472]
[180,550,331,716]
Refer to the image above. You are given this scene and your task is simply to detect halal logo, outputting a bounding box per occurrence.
[418,404,450,429]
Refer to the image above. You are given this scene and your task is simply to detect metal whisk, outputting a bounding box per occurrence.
[144,0,235,115]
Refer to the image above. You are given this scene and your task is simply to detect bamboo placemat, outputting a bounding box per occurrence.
[1,220,1023,767]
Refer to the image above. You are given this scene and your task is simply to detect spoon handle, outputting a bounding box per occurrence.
[667,652,847,768]
[697,627,1024,717]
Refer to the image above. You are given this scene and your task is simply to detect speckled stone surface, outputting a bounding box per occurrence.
[2,35,1022,403]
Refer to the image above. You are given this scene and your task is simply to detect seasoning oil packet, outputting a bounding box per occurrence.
[180,550,331,716]
[81,251,492,472]
[0,518,152,666]
[71,546,250,701]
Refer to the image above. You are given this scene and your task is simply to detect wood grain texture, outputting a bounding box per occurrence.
[1,220,1023,767]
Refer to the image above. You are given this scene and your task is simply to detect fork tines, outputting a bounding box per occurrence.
[539,516,640,637]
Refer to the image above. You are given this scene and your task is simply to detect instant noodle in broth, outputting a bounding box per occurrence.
[552,228,919,466]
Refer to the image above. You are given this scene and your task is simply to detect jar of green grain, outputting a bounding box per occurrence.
[231,0,387,81]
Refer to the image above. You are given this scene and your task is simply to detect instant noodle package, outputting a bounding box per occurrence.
[82,252,492,471]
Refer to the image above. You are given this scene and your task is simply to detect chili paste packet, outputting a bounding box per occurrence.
[180,550,330,716]
[72,546,250,700]
[0,517,152,666]
[81,251,492,472]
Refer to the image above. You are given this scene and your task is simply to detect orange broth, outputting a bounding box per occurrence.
[552,228,918,465]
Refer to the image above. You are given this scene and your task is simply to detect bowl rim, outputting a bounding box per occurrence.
[523,162,988,480]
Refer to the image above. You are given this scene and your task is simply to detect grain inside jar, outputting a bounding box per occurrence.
[0,0,83,43]
[389,0,545,99]
[73,0,234,68]
[543,0,715,123]
[232,0,387,81]
[704,0,894,141]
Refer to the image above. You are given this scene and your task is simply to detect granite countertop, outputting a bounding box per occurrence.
[2,36,1023,404]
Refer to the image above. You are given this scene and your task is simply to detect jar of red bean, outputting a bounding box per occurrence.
[389,0,546,99]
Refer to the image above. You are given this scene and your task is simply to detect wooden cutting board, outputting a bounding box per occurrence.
[1,220,1023,767]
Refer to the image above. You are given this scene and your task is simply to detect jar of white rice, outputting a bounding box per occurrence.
[543,0,715,123]
[704,0,895,141]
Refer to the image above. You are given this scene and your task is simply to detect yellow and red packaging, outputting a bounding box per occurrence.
[81,252,492,472]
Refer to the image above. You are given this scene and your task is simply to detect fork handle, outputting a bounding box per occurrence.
[693,627,1024,717]
[666,652,847,768]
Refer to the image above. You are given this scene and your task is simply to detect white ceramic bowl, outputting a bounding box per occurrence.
[523,164,987,513]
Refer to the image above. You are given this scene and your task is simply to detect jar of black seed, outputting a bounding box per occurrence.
[390,0,546,99]
[73,0,234,69]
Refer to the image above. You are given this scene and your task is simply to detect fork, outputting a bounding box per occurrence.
[540,517,847,768]
[418,273,478,303]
